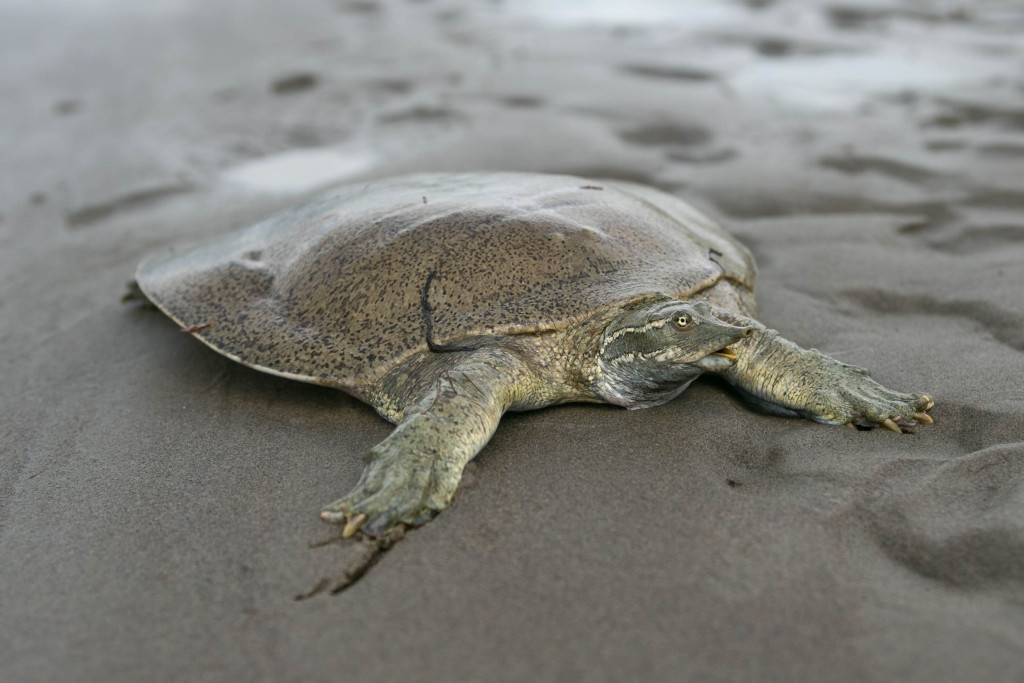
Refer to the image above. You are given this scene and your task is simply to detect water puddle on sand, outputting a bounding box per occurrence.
[731,50,1002,110]
[512,0,747,27]
[221,148,378,193]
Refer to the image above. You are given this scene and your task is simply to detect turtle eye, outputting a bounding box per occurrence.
[674,313,691,329]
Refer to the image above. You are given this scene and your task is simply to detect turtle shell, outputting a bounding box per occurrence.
[137,172,756,397]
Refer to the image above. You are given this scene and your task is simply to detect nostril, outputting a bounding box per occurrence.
[742,327,754,338]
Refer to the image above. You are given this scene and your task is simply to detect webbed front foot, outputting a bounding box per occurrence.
[721,324,935,433]
[786,352,934,432]
[319,348,528,538]
[808,367,934,433]
[321,442,462,538]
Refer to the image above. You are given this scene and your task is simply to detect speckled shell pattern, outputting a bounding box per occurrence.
[136,172,757,396]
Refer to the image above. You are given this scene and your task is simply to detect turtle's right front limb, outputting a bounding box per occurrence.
[321,348,526,537]
[718,320,934,431]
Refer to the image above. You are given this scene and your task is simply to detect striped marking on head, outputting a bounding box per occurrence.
[599,317,670,354]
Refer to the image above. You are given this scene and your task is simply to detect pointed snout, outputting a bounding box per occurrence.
[692,302,753,339]
[718,320,754,352]
[688,307,755,371]
[712,322,753,358]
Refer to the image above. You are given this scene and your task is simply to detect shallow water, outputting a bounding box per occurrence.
[221,147,380,193]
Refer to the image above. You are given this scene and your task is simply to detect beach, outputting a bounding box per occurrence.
[2,1,1023,680]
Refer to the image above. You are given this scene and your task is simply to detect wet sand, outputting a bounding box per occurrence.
[2,1,1024,680]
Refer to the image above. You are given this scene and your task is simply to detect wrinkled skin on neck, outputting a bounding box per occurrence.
[594,298,753,409]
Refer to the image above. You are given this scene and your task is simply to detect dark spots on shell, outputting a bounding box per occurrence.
[139,173,752,392]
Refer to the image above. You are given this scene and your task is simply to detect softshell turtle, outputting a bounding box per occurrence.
[132,172,933,538]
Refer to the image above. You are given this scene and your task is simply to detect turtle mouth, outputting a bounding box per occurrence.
[711,344,739,362]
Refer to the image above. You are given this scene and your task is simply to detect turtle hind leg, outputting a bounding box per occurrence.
[321,347,529,537]
[121,279,157,308]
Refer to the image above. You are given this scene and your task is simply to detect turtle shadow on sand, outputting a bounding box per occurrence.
[126,172,933,593]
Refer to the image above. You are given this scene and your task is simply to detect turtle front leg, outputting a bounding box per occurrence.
[321,348,527,537]
[718,320,934,431]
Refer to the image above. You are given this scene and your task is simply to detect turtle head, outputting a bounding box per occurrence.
[594,299,753,408]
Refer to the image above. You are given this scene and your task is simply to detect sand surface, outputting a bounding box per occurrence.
[3,1,1024,680]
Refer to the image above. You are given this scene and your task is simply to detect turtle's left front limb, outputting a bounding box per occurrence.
[716,318,934,431]
[321,348,527,537]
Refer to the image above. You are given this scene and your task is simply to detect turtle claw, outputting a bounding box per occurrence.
[320,509,343,524]
[321,497,373,537]
[343,513,368,538]
[320,505,376,538]
[882,418,902,433]
[321,443,458,539]
[804,362,935,434]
